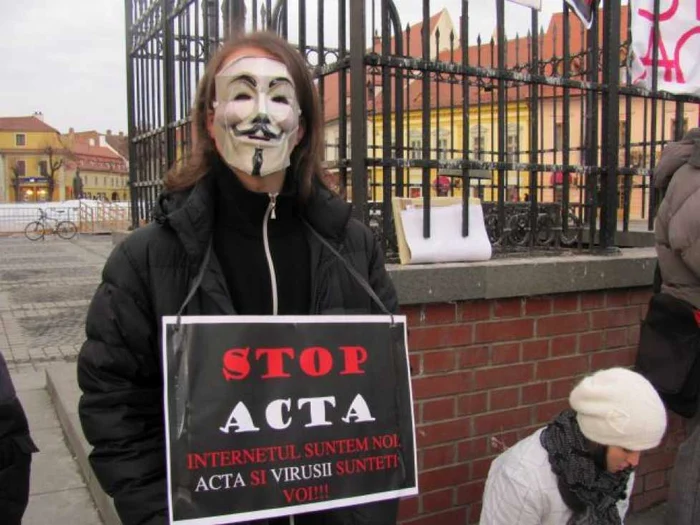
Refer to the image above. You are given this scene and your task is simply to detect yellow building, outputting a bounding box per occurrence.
[369,95,531,203]
[63,130,129,202]
[348,4,699,223]
[0,113,67,202]
[365,24,533,204]
[324,9,534,205]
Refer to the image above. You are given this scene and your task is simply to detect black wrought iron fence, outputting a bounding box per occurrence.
[125,0,700,260]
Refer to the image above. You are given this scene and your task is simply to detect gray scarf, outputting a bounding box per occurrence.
[540,410,632,525]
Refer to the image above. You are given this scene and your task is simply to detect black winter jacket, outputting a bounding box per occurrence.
[0,352,38,525]
[77,172,399,525]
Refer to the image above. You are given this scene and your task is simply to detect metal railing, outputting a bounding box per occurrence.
[124,0,700,259]
[0,202,131,236]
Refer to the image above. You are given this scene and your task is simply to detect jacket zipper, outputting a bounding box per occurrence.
[263,193,279,315]
[265,192,289,525]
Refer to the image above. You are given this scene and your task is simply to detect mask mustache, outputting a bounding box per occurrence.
[232,116,283,141]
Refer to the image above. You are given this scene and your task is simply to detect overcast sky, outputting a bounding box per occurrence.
[0,0,572,135]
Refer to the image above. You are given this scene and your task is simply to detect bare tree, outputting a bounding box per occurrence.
[43,146,64,202]
[9,161,21,203]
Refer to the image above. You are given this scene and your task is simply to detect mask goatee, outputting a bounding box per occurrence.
[252,148,264,177]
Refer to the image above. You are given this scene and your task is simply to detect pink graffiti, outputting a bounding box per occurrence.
[634,1,700,86]
[638,0,679,22]
[674,27,700,83]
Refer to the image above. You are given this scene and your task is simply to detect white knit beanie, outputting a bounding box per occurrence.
[569,367,667,451]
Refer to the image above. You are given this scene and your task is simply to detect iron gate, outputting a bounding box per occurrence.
[125,0,700,257]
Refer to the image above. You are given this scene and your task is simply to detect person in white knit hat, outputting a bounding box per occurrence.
[480,367,667,525]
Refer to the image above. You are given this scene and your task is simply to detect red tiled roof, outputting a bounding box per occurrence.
[372,9,447,57]
[73,131,101,142]
[69,130,130,160]
[371,4,630,114]
[66,141,128,173]
[71,142,124,160]
[105,135,130,160]
[323,9,449,123]
[0,116,60,134]
[322,72,351,124]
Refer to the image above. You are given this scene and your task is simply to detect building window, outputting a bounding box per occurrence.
[38,161,48,177]
[15,134,26,146]
[433,129,450,160]
[409,139,421,159]
[554,123,564,150]
[15,160,26,176]
[437,138,448,159]
[671,117,688,139]
[619,121,628,146]
[506,124,520,165]
[470,125,487,161]
[472,136,485,161]
[409,186,422,198]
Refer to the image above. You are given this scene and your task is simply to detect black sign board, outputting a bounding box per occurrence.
[162,315,417,524]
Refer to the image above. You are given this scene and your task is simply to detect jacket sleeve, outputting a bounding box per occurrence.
[366,231,399,315]
[664,170,700,281]
[480,462,542,525]
[77,241,167,525]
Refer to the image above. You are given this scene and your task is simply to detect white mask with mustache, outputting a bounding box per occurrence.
[212,56,301,177]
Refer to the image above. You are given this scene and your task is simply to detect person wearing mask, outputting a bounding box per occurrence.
[77,31,398,525]
[480,367,667,525]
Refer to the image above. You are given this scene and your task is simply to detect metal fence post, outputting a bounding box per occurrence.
[124,0,139,229]
[496,0,506,242]
[599,0,621,250]
[350,0,368,223]
[162,0,177,174]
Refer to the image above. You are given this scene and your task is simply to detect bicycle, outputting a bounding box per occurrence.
[24,209,78,241]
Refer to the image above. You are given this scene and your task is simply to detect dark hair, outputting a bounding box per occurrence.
[164,31,325,201]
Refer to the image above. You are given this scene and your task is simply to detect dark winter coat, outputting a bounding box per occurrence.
[654,128,700,309]
[0,352,38,525]
[77,171,399,525]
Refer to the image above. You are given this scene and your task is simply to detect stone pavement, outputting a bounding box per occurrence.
[2,234,111,525]
[0,233,668,524]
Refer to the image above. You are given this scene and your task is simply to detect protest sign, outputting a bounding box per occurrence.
[162,315,417,524]
[631,0,700,96]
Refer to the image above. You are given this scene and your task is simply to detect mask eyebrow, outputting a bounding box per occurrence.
[228,74,257,88]
[269,77,294,89]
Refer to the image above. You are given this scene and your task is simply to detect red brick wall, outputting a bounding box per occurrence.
[398,287,686,524]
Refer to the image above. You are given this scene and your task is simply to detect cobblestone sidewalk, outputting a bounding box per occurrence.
[0,235,113,372]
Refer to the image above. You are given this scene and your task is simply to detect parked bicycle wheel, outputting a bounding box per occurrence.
[56,221,78,240]
[24,221,45,241]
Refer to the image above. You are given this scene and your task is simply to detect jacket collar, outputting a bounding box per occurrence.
[654,137,700,190]
[303,179,353,242]
[154,173,216,266]
[154,166,353,264]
